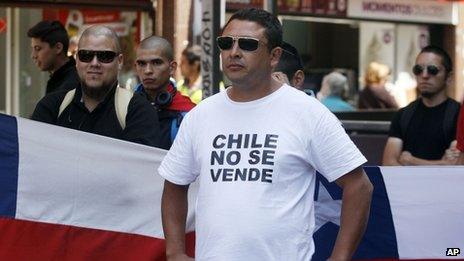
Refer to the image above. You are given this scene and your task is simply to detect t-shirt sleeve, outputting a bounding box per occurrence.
[307,109,367,182]
[388,110,403,139]
[158,110,199,185]
[457,103,464,152]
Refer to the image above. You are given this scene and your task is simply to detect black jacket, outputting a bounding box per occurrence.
[46,57,80,94]
[32,84,161,147]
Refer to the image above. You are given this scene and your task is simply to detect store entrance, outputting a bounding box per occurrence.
[281,18,359,101]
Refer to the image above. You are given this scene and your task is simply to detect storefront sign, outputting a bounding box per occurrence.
[348,0,458,24]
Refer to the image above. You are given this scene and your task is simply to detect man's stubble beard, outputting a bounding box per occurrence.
[419,84,446,99]
[81,80,117,101]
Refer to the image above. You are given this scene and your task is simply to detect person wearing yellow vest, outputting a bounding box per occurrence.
[178,45,203,104]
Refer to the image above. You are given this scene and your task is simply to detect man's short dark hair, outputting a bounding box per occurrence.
[419,45,452,74]
[27,20,69,54]
[275,41,303,80]
[224,8,282,51]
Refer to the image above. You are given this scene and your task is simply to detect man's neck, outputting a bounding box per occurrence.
[50,55,70,74]
[228,75,282,102]
[81,82,115,112]
[421,92,448,107]
[82,95,100,112]
[146,82,171,101]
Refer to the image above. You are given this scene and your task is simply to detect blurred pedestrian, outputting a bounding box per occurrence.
[178,45,203,104]
[28,20,79,94]
[320,71,355,112]
[358,62,398,109]
[273,41,305,90]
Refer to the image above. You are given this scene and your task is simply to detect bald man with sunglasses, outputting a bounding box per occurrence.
[383,45,461,166]
[32,25,160,147]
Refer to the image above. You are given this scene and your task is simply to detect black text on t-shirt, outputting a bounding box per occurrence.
[209,133,279,183]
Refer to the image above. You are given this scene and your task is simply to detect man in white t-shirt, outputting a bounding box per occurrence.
[159,8,373,261]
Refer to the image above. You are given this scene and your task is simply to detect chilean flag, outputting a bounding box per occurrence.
[0,113,195,260]
[1,113,464,260]
[313,166,464,260]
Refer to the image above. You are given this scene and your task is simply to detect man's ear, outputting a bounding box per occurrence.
[446,71,454,87]
[291,70,305,89]
[118,54,124,70]
[270,47,282,68]
[54,42,64,55]
[169,61,178,77]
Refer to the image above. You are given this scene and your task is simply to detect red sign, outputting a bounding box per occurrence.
[300,0,347,17]
[0,18,7,33]
[226,0,263,10]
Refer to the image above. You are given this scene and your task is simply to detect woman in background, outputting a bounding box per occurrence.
[358,62,398,109]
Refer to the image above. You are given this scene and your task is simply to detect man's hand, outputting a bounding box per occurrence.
[442,141,460,164]
[399,151,414,165]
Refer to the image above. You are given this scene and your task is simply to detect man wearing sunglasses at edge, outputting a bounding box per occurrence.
[160,8,373,261]
[31,25,161,147]
[382,46,461,166]
[133,36,196,150]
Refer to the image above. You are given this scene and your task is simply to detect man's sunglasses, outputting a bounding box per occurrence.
[77,50,118,63]
[412,64,440,76]
[216,36,263,51]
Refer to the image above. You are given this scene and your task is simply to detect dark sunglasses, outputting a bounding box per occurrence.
[216,36,263,51]
[77,50,118,63]
[412,64,440,76]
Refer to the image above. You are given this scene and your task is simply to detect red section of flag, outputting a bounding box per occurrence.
[0,218,195,260]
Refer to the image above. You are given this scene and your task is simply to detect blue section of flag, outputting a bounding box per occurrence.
[312,167,399,260]
[0,113,19,218]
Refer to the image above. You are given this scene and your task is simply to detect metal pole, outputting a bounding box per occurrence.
[201,0,222,97]
[263,0,277,16]
[5,7,11,115]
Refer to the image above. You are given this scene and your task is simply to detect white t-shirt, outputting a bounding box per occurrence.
[159,84,366,261]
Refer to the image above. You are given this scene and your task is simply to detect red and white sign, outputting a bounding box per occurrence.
[348,0,458,25]
[0,18,7,33]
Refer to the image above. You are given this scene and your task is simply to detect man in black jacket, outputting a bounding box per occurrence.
[32,25,160,147]
[28,20,80,94]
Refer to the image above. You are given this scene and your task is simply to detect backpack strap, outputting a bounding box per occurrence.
[114,86,133,130]
[58,89,76,118]
[170,111,187,143]
[442,99,460,142]
[399,99,420,139]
